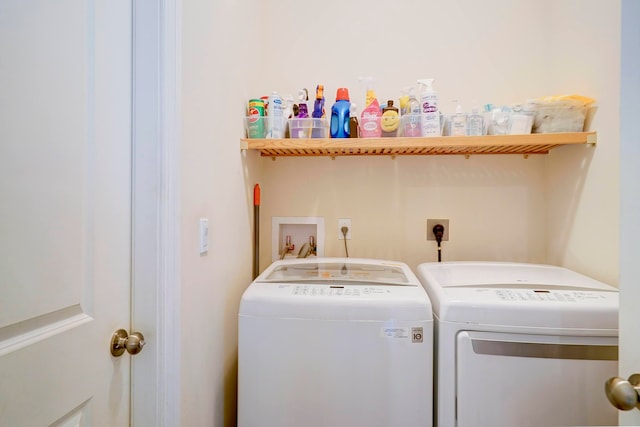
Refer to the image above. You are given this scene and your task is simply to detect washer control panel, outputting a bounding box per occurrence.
[291,284,390,297]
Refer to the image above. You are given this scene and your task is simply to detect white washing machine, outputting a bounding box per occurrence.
[415,261,619,427]
[238,258,433,427]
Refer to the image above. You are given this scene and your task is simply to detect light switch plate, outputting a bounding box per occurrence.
[199,218,209,255]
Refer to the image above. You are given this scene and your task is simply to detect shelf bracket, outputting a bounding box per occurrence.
[587,133,598,146]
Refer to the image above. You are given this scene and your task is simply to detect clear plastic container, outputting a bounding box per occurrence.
[288,118,329,139]
[400,114,421,137]
[525,96,592,133]
[530,105,587,133]
[509,111,535,134]
[244,116,266,139]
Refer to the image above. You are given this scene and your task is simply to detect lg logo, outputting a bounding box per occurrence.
[412,327,423,343]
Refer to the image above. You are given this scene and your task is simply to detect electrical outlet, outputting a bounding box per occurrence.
[427,219,449,241]
[338,218,352,240]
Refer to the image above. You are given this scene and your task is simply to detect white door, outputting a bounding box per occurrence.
[619,0,640,425]
[0,0,135,425]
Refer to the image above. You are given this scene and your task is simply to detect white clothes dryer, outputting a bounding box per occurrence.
[238,258,433,427]
[416,261,618,427]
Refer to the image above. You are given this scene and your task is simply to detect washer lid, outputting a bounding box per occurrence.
[258,257,418,287]
[417,261,616,291]
[415,262,618,331]
[241,258,432,321]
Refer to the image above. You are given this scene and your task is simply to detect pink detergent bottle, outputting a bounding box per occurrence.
[359,77,381,138]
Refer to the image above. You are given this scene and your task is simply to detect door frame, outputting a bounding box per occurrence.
[620,0,640,425]
[131,0,181,425]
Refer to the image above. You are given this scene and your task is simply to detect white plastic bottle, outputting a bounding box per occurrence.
[402,87,421,137]
[450,100,468,136]
[266,91,285,139]
[417,78,440,137]
[467,104,484,136]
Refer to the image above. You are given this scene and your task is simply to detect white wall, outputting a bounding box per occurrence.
[178,0,621,425]
[545,1,620,285]
[258,155,548,269]
[253,0,555,272]
[250,0,620,286]
[180,1,261,425]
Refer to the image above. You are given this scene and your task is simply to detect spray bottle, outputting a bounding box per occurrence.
[297,88,309,118]
[311,85,325,138]
[282,94,295,138]
[330,88,351,138]
[358,76,381,138]
[417,79,440,137]
[399,88,409,116]
[402,86,421,137]
[312,85,325,119]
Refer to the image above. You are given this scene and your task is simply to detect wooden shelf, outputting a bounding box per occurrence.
[240,132,596,158]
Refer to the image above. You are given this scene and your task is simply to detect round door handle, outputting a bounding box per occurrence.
[111,329,146,357]
[605,374,640,411]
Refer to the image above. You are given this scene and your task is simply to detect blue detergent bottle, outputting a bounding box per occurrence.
[330,88,351,138]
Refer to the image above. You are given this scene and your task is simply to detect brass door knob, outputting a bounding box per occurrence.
[111,329,146,357]
[605,374,640,411]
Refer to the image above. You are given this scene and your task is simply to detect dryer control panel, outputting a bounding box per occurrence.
[493,289,609,302]
[438,287,618,330]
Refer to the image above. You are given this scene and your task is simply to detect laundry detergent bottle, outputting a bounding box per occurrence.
[330,88,351,138]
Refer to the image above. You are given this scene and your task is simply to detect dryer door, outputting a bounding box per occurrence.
[456,331,618,426]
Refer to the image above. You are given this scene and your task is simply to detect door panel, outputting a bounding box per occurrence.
[0,0,132,425]
[456,331,617,426]
[0,0,90,328]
